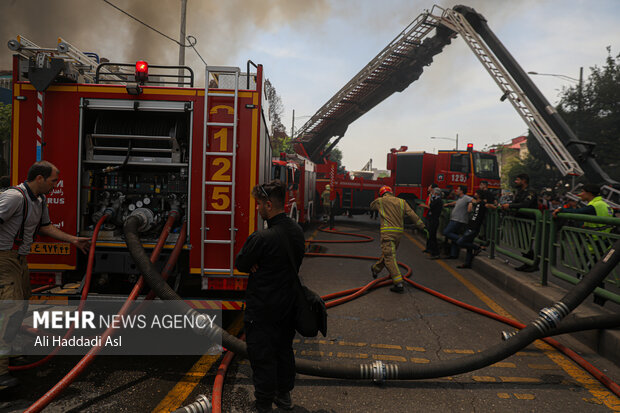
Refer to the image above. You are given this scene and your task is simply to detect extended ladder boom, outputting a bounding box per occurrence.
[294,5,616,189]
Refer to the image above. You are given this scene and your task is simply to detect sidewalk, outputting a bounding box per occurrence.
[471,252,620,366]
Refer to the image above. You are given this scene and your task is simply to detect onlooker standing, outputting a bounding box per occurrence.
[442,185,472,259]
[501,173,538,272]
[0,161,90,390]
[235,180,304,412]
[421,183,438,253]
[426,187,444,259]
[456,189,488,268]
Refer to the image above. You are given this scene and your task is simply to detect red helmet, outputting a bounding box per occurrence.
[379,186,392,196]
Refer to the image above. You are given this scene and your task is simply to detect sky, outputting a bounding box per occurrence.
[1,0,619,170]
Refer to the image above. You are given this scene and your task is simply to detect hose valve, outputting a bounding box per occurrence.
[172,394,211,413]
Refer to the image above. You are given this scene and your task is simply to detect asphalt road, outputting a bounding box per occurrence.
[2,214,620,412]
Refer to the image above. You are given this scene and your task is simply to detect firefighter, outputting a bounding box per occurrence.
[0,161,91,391]
[370,186,426,293]
[321,184,331,223]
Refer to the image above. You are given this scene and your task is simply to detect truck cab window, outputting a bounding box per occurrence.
[450,153,470,173]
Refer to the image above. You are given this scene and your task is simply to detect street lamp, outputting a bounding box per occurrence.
[430,133,459,150]
[528,67,583,114]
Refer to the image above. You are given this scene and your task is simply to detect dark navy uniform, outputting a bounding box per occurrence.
[235,213,305,406]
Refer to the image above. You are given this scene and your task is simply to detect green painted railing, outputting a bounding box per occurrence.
[545,212,620,303]
[412,201,620,304]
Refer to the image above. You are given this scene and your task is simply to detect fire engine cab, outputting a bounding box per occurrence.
[7,36,273,304]
[315,145,500,214]
[271,153,316,225]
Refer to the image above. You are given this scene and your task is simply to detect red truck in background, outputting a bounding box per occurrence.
[315,145,500,214]
[271,153,316,226]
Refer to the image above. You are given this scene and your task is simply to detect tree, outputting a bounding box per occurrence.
[327,146,345,174]
[504,48,620,189]
[263,79,289,153]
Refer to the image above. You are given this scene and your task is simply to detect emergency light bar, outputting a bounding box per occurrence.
[135,60,148,83]
[467,143,474,152]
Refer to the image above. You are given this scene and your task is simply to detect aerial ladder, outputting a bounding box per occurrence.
[293,5,619,207]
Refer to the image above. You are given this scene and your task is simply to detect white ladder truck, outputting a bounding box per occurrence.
[293,5,619,207]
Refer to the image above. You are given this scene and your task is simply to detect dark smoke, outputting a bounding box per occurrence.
[0,0,329,84]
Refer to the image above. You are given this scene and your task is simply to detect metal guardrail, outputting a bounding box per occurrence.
[412,202,620,304]
[546,212,620,303]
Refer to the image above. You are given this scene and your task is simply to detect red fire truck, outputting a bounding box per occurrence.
[315,145,500,214]
[7,36,273,305]
[271,153,316,226]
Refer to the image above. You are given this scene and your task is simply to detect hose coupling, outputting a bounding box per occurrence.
[129,208,154,232]
[172,394,211,413]
[532,302,569,334]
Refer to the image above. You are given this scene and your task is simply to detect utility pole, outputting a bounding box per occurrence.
[291,109,295,138]
[455,133,458,151]
[178,0,188,87]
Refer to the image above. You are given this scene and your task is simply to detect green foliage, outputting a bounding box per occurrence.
[263,79,289,153]
[505,48,620,187]
[0,103,10,143]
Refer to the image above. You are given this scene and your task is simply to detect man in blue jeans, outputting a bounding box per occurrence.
[442,186,472,259]
[456,189,488,268]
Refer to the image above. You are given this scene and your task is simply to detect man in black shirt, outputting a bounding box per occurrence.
[236,180,304,412]
[456,190,487,268]
[501,173,538,272]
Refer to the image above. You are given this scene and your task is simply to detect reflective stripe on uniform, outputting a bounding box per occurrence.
[391,241,403,282]
[381,227,404,233]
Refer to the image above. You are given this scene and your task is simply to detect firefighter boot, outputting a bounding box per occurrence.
[390,283,404,293]
[274,391,293,410]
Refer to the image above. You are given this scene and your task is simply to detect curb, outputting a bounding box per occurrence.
[472,254,620,366]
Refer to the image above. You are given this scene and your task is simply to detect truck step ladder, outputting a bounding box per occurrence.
[436,7,584,177]
[201,66,241,280]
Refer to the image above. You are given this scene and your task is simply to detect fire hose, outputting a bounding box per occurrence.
[10,213,110,372]
[118,220,620,412]
[25,212,183,413]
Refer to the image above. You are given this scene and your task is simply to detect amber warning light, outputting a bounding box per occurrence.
[135,60,148,83]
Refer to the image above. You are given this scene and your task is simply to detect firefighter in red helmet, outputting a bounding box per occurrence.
[370,185,426,293]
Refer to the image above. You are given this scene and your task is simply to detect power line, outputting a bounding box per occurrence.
[101,0,206,65]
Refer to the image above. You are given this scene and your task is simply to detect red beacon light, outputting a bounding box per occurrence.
[135,60,149,84]
[467,143,474,152]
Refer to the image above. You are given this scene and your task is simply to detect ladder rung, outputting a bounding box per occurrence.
[202,268,233,273]
[203,240,233,245]
[205,152,234,156]
[204,210,232,215]
[206,122,235,127]
[207,92,237,97]
[205,181,233,186]
[206,66,240,74]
